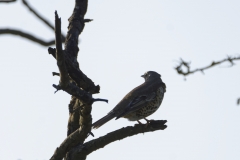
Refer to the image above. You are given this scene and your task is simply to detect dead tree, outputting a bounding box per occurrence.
[48,1,167,160]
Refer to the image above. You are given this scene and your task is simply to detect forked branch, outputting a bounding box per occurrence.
[50,120,167,160]
[175,55,240,77]
[77,120,167,157]
[0,0,66,46]
[50,1,167,160]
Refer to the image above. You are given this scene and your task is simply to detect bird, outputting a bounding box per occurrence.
[92,71,166,129]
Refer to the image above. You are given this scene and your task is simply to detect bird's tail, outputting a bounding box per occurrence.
[92,114,115,129]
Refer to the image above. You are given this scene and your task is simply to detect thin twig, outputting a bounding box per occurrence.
[0,0,16,3]
[0,1,66,46]
[175,55,240,77]
[0,28,55,46]
[22,0,66,41]
[52,72,60,76]
[22,0,54,30]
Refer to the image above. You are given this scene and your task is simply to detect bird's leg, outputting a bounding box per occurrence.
[143,118,153,128]
[137,120,142,124]
[144,118,151,124]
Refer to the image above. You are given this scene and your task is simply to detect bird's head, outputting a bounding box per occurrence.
[141,71,161,81]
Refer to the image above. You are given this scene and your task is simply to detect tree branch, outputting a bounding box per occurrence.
[50,2,104,159]
[0,1,66,46]
[64,0,99,94]
[0,0,16,3]
[21,0,66,41]
[49,48,100,94]
[22,0,53,31]
[50,120,167,160]
[67,96,81,137]
[53,11,96,105]
[55,11,68,86]
[175,55,240,77]
[0,28,57,46]
[50,103,92,160]
[71,120,167,158]
[48,0,99,94]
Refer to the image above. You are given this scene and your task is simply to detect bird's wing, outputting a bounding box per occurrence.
[115,92,156,119]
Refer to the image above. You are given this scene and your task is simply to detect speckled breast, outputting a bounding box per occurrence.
[124,86,165,121]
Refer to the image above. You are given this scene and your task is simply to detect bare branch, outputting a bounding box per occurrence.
[68,97,81,137]
[22,0,66,41]
[0,1,66,46]
[50,103,92,160]
[0,28,56,46]
[0,0,16,3]
[48,47,56,58]
[175,55,240,77]
[50,120,167,160]
[52,11,95,104]
[55,11,68,86]
[72,120,167,158]
[48,0,100,94]
[52,72,60,76]
[48,46,99,94]
[22,0,54,30]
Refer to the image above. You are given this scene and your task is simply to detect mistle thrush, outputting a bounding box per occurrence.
[92,71,166,129]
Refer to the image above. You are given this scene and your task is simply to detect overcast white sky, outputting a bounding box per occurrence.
[0,0,240,160]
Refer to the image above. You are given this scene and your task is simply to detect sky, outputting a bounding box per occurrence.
[0,0,240,160]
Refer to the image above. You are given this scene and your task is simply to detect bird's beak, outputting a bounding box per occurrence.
[141,75,144,78]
